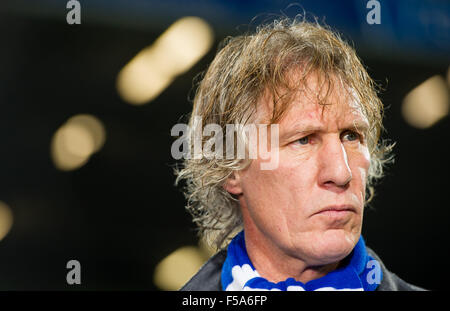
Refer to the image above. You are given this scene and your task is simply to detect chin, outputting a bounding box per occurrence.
[308,229,359,265]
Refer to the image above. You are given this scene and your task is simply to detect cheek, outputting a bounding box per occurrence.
[350,147,371,196]
[360,146,371,176]
[240,155,307,210]
[351,145,371,171]
[240,159,284,197]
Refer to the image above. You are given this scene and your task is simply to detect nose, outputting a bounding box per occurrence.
[318,138,352,191]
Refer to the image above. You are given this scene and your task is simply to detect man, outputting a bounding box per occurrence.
[175,18,424,291]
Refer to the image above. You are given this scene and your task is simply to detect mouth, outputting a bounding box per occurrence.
[312,205,357,217]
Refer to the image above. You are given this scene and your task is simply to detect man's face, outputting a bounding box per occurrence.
[228,73,371,266]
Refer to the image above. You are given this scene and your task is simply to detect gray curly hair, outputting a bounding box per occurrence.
[175,17,394,250]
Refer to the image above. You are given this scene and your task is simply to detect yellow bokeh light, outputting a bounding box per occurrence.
[51,114,106,171]
[0,201,13,241]
[66,114,106,153]
[117,16,214,105]
[402,75,449,129]
[153,246,207,290]
[61,123,95,158]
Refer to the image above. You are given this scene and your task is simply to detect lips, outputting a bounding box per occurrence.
[313,205,357,216]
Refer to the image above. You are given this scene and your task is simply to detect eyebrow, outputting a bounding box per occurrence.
[349,120,370,134]
[281,120,370,141]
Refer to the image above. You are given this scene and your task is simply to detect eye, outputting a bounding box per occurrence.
[297,136,310,145]
[342,131,360,142]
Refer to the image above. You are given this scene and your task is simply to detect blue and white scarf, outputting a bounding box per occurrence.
[221,231,382,291]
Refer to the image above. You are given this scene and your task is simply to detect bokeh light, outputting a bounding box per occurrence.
[0,201,13,242]
[51,114,106,171]
[116,16,214,105]
[402,75,449,129]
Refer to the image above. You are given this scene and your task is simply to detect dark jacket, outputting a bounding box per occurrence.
[180,247,426,291]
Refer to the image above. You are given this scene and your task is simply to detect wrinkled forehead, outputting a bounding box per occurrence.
[254,71,367,126]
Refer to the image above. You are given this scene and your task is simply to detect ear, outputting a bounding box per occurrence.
[223,171,243,195]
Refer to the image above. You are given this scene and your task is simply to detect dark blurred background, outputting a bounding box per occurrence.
[0,0,448,291]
